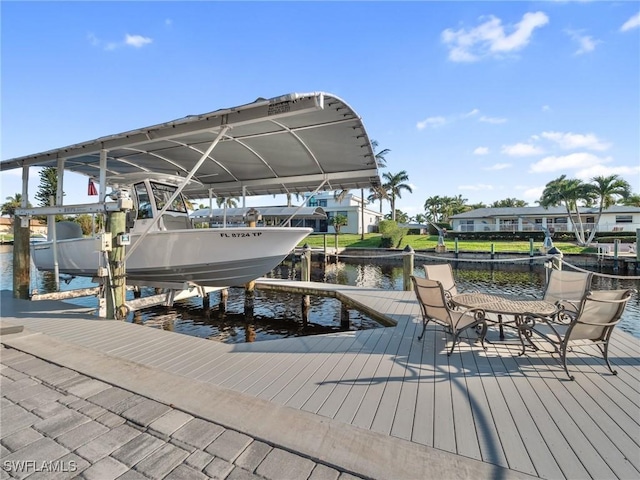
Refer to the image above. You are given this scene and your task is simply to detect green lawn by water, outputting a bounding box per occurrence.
[299,233,598,255]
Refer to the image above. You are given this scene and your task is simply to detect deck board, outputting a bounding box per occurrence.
[2,281,639,480]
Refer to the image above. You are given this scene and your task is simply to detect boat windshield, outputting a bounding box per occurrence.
[150,182,188,213]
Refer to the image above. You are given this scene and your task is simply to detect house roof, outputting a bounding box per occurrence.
[450,205,640,220]
[0,92,380,199]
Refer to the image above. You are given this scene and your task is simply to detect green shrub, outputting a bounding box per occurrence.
[379,220,408,248]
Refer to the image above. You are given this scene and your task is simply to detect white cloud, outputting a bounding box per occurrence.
[441,11,549,62]
[87,32,99,47]
[479,115,507,124]
[417,109,506,130]
[95,33,153,51]
[529,152,611,173]
[501,143,544,156]
[459,184,494,191]
[485,163,511,171]
[165,18,173,27]
[565,29,600,55]
[541,105,551,112]
[474,146,489,155]
[541,131,610,151]
[521,186,544,202]
[416,116,447,130]
[575,163,640,181]
[125,34,153,48]
[620,12,640,32]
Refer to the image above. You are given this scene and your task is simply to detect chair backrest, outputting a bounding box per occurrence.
[411,276,451,327]
[424,263,457,297]
[543,269,593,308]
[568,289,634,341]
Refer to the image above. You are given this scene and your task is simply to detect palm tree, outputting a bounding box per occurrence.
[371,140,390,169]
[622,193,640,207]
[382,170,412,221]
[367,185,388,214]
[216,196,239,208]
[539,175,594,245]
[1,193,30,217]
[584,175,631,244]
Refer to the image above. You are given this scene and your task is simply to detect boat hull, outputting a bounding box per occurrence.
[31,227,312,287]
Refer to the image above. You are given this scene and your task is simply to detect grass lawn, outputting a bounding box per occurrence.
[299,233,598,255]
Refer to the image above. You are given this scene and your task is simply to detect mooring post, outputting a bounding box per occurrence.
[300,243,311,319]
[220,288,228,311]
[529,238,534,268]
[244,281,255,316]
[202,292,210,311]
[403,245,414,291]
[340,304,350,330]
[613,238,620,272]
[106,210,127,320]
[301,243,311,282]
[323,234,328,263]
[12,215,30,299]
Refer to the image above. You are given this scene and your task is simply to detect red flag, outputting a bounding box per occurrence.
[88,179,98,196]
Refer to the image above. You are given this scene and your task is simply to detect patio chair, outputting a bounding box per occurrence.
[542,269,593,315]
[520,289,634,380]
[411,276,488,355]
[424,263,458,304]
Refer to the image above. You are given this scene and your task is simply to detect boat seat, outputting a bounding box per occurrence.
[48,221,83,240]
[161,214,193,230]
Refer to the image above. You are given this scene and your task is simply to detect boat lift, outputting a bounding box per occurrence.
[1,92,381,319]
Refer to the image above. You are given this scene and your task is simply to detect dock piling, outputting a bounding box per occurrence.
[12,215,30,299]
[402,245,414,291]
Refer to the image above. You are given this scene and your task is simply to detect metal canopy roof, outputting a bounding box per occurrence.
[190,206,327,223]
[0,92,380,199]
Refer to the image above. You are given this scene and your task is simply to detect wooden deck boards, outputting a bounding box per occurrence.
[2,281,639,480]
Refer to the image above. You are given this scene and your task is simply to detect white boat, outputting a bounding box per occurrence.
[32,176,311,287]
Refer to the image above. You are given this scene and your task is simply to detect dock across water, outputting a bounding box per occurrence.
[1,281,639,479]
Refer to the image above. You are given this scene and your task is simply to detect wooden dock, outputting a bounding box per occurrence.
[1,281,639,480]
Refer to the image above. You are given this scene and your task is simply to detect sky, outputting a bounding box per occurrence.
[1,1,639,218]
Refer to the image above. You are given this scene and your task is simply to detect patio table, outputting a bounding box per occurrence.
[451,293,558,344]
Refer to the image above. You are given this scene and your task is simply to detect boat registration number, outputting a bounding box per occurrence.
[219,232,263,238]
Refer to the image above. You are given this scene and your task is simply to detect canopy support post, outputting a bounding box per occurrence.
[124,125,230,262]
[279,179,327,227]
[13,166,30,299]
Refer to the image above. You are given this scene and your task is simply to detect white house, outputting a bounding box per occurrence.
[449,206,640,233]
[305,192,383,234]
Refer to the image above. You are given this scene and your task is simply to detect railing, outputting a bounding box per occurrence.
[456,223,639,234]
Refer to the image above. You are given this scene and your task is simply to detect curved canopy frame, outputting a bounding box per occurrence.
[1,92,381,199]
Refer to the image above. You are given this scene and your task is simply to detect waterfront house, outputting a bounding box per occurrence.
[0,217,47,238]
[450,205,640,233]
[305,192,383,234]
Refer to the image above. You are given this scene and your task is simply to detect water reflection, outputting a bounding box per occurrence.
[1,244,638,342]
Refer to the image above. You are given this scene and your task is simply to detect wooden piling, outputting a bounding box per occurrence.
[340,304,350,329]
[12,216,30,299]
[106,211,127,320]
[402,245,414,291]
[300,244,311,318]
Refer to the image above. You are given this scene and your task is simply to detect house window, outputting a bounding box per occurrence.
[327,211,348,226]
[554,217,567,224]
[615,215,633,223]
[318,199,327,207]
[461,220,474,232]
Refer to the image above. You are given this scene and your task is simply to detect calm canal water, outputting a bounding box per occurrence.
[1,245,638,342]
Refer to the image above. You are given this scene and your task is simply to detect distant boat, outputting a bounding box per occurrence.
[31,175,311,287]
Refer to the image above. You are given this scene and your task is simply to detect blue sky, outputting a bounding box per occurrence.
[2,1,639,217]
